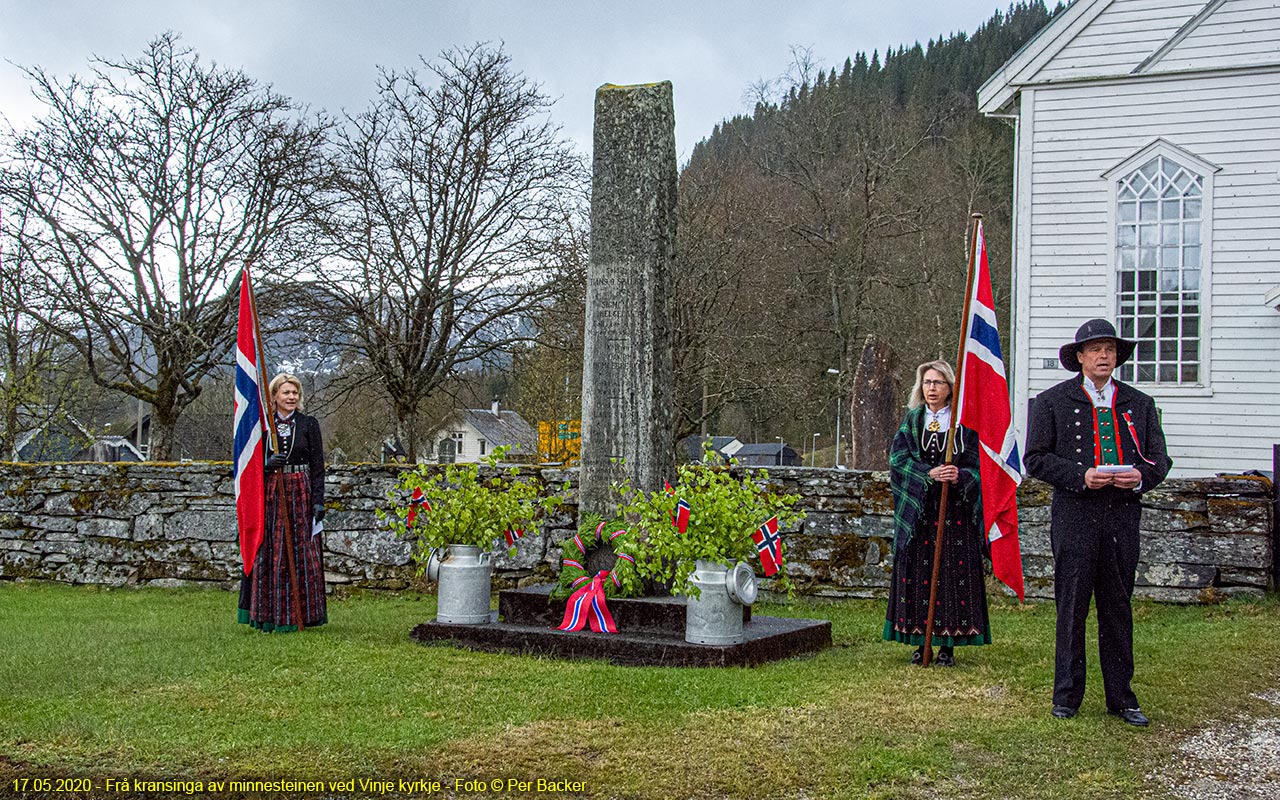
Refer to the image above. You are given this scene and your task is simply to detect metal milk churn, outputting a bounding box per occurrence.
[430,544,493,624]
[685,559,757,645]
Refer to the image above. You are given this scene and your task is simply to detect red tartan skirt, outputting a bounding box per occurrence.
[238,470,327,632]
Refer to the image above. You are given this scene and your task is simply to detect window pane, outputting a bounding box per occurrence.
[1116,154,1205,387]
[1118,364,1134,382]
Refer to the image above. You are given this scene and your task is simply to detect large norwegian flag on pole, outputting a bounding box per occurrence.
[954,218,1025,601]
[233,267,268,576]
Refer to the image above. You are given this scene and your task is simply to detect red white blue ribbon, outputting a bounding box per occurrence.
[557,570,618,634]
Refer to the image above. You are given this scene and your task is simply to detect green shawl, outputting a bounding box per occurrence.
[888,405,983,553]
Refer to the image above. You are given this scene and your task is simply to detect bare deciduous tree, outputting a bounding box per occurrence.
[310,43,585,461]
[0,32,329,459]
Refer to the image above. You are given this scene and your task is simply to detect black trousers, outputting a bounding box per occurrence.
[1049,491,1142,711]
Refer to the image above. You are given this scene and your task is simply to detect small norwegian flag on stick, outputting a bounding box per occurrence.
[672,499,691,534]
[504,527,525,547]
[752,516,783,576]
[406,488,431,527]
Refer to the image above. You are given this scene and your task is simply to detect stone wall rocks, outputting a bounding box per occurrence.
[0,462,1271,602]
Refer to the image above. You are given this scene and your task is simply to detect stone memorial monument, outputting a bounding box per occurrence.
[579,82,677,516]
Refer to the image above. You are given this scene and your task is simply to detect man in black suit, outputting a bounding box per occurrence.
[1024,319,1172,727]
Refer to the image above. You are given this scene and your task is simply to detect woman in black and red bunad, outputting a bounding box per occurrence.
[238,373,328,632]
[883,360,990,666]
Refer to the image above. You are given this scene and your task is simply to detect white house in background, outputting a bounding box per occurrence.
[978,0,1280,476]
[431,399,537,464]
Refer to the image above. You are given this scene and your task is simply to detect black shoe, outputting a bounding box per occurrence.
[1108,707,1149,727]
[936,647,955,667]
[1051,705,1078,719]
[910,646,925,665]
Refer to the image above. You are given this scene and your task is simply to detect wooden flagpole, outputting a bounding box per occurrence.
[921,213,982,667]
[246,266,305,632]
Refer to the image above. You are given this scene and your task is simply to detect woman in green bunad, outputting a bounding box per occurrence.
[883,360,990,666]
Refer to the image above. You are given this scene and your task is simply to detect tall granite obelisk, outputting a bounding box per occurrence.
[580,82,677,516]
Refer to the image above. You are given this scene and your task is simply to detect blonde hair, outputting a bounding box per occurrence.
[269,373,305,411]
[907,360,956,410]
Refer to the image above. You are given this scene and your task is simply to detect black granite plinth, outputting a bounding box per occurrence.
[409,585,831,667]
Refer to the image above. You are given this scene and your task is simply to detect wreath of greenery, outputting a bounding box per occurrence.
[550,512,644,600]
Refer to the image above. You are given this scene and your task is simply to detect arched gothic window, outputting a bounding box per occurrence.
[1114,154,1204,384]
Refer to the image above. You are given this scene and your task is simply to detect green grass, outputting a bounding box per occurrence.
[1,582,1277,799]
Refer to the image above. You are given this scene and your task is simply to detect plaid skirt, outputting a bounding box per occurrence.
[237,470,327,632]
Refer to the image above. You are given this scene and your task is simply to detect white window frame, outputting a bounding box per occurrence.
[1102,138,1219,397]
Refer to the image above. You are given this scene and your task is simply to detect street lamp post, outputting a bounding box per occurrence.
[826,368,842,469]
[810,432,820,467]
[775,436,784,466]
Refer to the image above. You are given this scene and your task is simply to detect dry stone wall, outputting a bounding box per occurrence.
[0,462,1271,602]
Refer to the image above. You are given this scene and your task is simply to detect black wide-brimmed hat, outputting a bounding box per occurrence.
[1058,318,1136,372]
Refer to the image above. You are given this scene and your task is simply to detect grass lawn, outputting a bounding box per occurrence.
[1,582,1277,799]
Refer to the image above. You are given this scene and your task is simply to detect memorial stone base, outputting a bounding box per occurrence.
[409,584,832,667]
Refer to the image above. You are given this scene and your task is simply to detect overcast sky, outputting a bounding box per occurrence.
[1,1,1009,162]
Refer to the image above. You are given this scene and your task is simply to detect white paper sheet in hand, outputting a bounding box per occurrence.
[1097,464,1134,473]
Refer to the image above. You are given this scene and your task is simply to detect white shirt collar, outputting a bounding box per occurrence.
[1082,376,1115,407]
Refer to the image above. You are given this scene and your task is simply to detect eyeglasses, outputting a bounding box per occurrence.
[922,379,949,387]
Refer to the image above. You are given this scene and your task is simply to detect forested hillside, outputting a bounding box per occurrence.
[658,1,1062,462]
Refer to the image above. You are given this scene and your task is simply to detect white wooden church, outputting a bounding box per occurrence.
[978,0,1280,477]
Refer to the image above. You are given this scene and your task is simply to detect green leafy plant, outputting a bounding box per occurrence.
[379,446,560,569]
[620,458,804,597]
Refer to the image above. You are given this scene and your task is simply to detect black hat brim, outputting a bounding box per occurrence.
[1059,336,1136,372]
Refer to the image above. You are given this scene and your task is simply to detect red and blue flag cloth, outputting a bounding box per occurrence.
[406,488,431,527]
[954,220,1025,601]
[504,527,525,547]
[751,516,783,576]
[673,499,691,533]
[233,267,268,576]
[557,570,618,634]
[664,480,675,495]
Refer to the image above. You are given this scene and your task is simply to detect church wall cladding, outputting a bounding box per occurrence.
[0,462,1272,603]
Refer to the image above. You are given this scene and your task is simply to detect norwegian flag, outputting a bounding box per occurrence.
[752,516,783,576]
[504,527,525,547]
[233,267,268,576]
[406,488,431,527]
[663,480,675,495]
[954,219,1025,601]
[673,499,691,534]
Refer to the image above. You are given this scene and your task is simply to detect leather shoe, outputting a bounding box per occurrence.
[1108,707,1149,727]
[1051,705,1078,719]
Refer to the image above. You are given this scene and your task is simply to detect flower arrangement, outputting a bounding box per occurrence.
[550,511,644,600]
[380,447,561,570]
[620,457,804,597]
